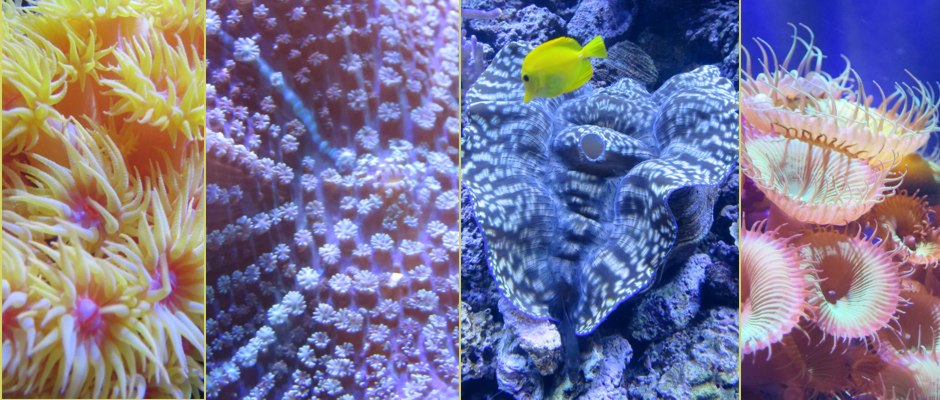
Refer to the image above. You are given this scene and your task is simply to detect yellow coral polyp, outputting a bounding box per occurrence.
[5,120,145,249]
[62,23,112,92]
[106,180,205,396]
[101,27,206,146]
[2,25,69,156]
[150,0,206,50]
[19,242,165,399]
[30,0,149,21]
[1,230,35,393]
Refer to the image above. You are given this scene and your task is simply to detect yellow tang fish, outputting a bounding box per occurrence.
[521,36,607,103]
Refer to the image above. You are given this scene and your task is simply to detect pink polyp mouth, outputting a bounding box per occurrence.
[150,266,180,306]
[75,297,103,336]
[70,196,103,231]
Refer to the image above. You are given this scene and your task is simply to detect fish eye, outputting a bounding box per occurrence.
[523,75,529,82]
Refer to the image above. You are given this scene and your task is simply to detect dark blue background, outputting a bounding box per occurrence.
[743,0,940,91]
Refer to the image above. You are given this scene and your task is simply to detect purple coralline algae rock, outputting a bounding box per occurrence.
[703,244,738,304]
[566,0,638,44]
[461,303,502,380]
[626,307,739,399]
[465,4,567,49]
[627,253,710,343]
[634,0,738,87]
[461,185,500,310]
[462,34,491,94]
[500,298,563,376]
[580,335,633,400]
[497,353,544,400]
[477,298,563,398]
[463,0,526,12]
[685,0,739,86]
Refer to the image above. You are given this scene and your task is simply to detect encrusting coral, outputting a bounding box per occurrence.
[2,0,206,398]
[204,0,459,398]
[741,24,940,399]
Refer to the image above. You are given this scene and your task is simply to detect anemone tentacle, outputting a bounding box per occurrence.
[801,229,903,341]
[741,220,811,355]
[742,121,902,225]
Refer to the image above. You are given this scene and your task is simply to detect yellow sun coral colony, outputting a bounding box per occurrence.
[1,0,206,398]
[742,24,940,399]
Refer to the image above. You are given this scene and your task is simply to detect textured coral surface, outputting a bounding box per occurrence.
[204,0,459,398]
[2,0,206,398]
[461,185,741,399]
[460,1,740,397]
[463,42,737,335]
[741,25,940,399]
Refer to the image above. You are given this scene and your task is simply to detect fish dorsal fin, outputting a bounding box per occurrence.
[526,37,582,66]
[542,36,581,51]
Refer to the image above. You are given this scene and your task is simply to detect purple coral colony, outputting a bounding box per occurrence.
[206,0,459,398]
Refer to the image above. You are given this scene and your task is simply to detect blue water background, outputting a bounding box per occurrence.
[743,0,940,153]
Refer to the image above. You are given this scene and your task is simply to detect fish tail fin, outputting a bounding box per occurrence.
[581,35,607,59]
